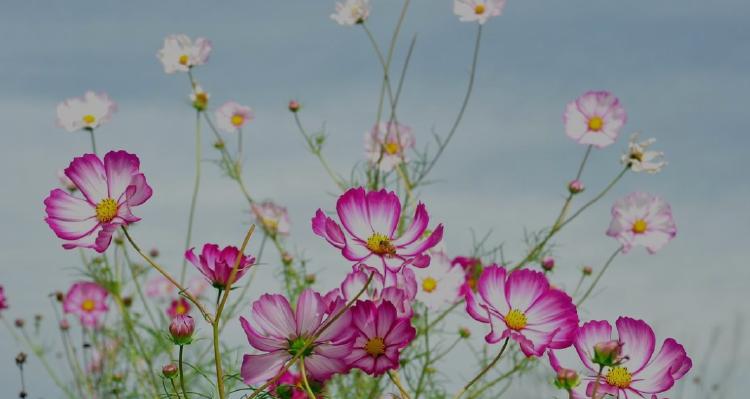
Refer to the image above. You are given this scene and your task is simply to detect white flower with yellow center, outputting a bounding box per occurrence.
[364,122,415,172]
[622,133,666,174]
[453,0,507,25]
[56,91,117,133]
[189,85,210,111]
[331,0,370,26]
[215,101,254,133]
[157,34,212,74]
[412,250,464,310]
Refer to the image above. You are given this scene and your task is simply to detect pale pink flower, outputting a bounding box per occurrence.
[327,264,416,318]
[215,101,254,133]
[146,275,176,299]
[56,91,117,132]
[364,122,415,172]
[44,151,153,253]
[157,34,212,74]
[564,91,627,148]
[606,192,676,254]
[454,0,506,24]
[622,133,666,173]
[465,266,579,356]
[412,250,464,310]
[185,243,255,290]
[331,0,370,26]
[63,282,109,328]
[251,201,291,237]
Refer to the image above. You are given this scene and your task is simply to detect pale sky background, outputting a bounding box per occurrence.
[1,1,748,398]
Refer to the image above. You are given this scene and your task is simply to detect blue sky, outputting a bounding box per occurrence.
[1,0,748,397]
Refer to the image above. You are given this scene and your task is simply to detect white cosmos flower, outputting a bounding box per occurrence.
[215,101,254,133]
[453,0,507,25]
[622,133,667,173]
[331,0,370,26]
[56,91,117,132]
[413,250,464,310]
[157,34,212,74]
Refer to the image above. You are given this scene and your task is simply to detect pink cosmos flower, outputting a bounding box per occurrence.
[312,187,444,273]
[412,250,464,310]
[569,317,692,397]
[56,91,117,132]
[465,266,579,357]
[215,101,254,133]
[345,300,416,376]
[157,34,212,74]
[364,122,415,172]
[252,201,292,237]
[185,243,256,289]
[269,370,323,399]
[454,0,506,24]
[44,151,153,253]
[564,91,627,148]
[147,275,207,299]
[606,192,676,254]
[327,264,416,318]
[167,298,191,318]
[451,256,484,294]
[63,282,109,328]
[0,285,8,312]
[240,289,354,385]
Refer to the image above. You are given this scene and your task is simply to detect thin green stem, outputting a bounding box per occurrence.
[181,110,202,285]
[558,167,628,230]
[414,308,430,399]
[113,293,160,396]
[452,337,509,399]
[387,370,411,399]
[179,345,189,399]
[466,358,529,399]
[299,359,318,399]
[577,246,623,306]
[292,112,346,190]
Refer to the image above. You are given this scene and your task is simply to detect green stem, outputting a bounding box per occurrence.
[179,345,189,399]
[181,110,202,285]
[557,167,628,231]
[292,112,346,190]
[466,358,529,399]
[414,308,430,399]
[299,359,317,399]
[591,365,605,399]
[387,370,411,399]
[452,337,509,399]
[577,246,623,306]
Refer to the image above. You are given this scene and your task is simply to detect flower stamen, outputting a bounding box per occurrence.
[82,114,96,125]
[364,337,386,357]
[366,233,396,256]
[178,54,190,66]
[81,299,96,312]
[505,309,527,331]
[474,3,486,14]
[605,366,632,389]
[588,116,604,132]
[422,277,438,293]
[95,198,118,223]
[632,219,648,234]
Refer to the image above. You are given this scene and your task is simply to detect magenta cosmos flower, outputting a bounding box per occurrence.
[465,266,579,356]
[167,298,191,318]
[185,243,255,289]
[240,289,354,385]
[63,282,109,328]
[564,91,627,148]
[606,192,676,254]
[44,151,153,253]
[571,317,692,397]
[0,285,8,312]
[251,201,291,237]
[312,187,444,273]
[215,101,254,133]
[345,300,416,376]
[364,122,415,172]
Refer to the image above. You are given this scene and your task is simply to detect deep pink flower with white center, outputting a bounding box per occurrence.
[312,187,444,273]
[0,285,8,312]
[606,192,676,254]
[215,101,254,133]
[63,282,109,328]
[364,122,415,172]
[56,91,117,132]
[185,243,255,289]
[465,266,579,357]
[564,91,627,148]
[346,300,416,376]
[571,317,692,398]
[251,201,291,237]
[157,34,212,74]
[240,289,354,385]
[167,298,191,318]
[44,151,153,253]
[454,0,506,24]
[327,264,416,318]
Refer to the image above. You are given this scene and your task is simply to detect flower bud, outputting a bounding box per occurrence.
[554,367,580,391]
[304,274,316,285]
[123,296,133,308]
[192,90,209,111]
[15,352,27,365]
[149,248,160,258]
[568,179,585,194]
[593,340,623,367]
[14,319,24,328]
[162,364,178,379]
[288,100,301,113]
[213,139,225,149]
[458,327,471,339]
[59,320,70,331]
[281,252,293,266]
[582,266,593,276]
[169,315,195,346]
[55,291,64,302]
[112,372,124,383]
[113,236,124,245]
[541,257,555,271]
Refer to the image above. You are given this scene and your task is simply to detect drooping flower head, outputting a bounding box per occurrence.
[63,282,109,328]
[252,201,292,237]
[167,298,192,318]
[56,91,117,132]
[606,192,676,254]
[312,187,444,273]
[345,300,416,376]
[44,151,153,253]
[157,34,212,74]
[364,122,415,172]
[0,285,8,312]
[327,264,416,318]
[412,249,464,310]
[564,91,627,148]
[465,266,579,357]
[331,0,370,26]
[454,0,507,24]
[571,317,692,397]
[622,133,667,174]
[185,244,255,290]
[215,101,254,133]
[451,256,484,294]
[240,289,354,384]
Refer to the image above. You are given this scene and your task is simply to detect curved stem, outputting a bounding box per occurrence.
[170,379,183,399]
[557,167,628,231]
[466,358,528,399]
[387,370,411,399]
[298,359,317,399]
[181,110,202,285]
[452,337,509,399]
[414,308,430,399]
[179,345,189,399]
[577,246,622,306]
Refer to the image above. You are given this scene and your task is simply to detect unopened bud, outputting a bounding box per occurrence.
[213,139,225,149]
[113,236,124,245]
[34,314,42,322]
[458,327,471,339]
[593,340,623,367]
[541,257,555,271]
[112,372,124,383]
[123,297,133,308]
[288,100,301,113]
[281,252,293,266]
[162,364,178,378]
[15,352,27,365]
[192,91,209,111]
[568,179,585,194]
[55,291,64,302]
[14,319,24,328]
[59,320,70,331]
[149,248,160,258]
[554,367,580,391]
[582,266,593,276]
[169,315,195,346]
[305,274,316,285]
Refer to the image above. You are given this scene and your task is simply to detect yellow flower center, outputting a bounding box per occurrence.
[422,277,438,293]
[261,217,279,232]
[95,198,118,223]
[81,299,96,312]
[366,233,396,256]
[474,3,486,14]
[231,114,245,127]
[383,142,401,155]
[178,54,190,66]
[588,116,604,132]
[364,337,386,357]
[505,309,527,331]
[605,366,632,389]
[632,219,648,234]
[629,150,644,162]
[82,114,96,125]
[175,304,187,315]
